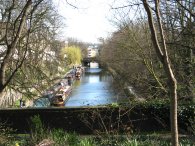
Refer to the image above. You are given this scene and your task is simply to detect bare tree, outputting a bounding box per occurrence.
[0,0,66,106]
[100,20,167,98]
[0,0,46,96]
[142,0,178,145]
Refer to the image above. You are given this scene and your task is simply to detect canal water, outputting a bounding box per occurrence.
[33,63,122,107]
[65,67,118,107]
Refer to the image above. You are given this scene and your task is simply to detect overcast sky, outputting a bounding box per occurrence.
[54,0,118,43]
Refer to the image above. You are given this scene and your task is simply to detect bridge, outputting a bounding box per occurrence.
[82,57,100,67]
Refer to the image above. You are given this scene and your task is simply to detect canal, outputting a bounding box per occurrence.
[65,67,117,107]
[34,64,123,107]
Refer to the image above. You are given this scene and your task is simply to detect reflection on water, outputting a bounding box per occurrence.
[89,75,99,83]
[65,68,117,107]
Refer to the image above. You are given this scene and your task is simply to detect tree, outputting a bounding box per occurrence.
[12,1,64,98]
[0,0,46,96]
[159,0,195,102]
[0,0,64,106]
[142,0,178,145]
[105,0,194,145]
[66,38,90,58]
[100,20,167,98]
[60,46,82,66]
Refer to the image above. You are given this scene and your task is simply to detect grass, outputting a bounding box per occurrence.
[1,130,194,146]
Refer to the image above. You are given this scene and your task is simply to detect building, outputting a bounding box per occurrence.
[87,45,99,58]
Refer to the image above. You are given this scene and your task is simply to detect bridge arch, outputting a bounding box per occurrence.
[82,57,101,67]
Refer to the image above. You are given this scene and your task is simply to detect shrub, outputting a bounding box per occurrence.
[0,122,16,146]
[28,115,49,145]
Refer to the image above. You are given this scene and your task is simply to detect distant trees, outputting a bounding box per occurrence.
[60,46,82,66]
[66,38,90,58]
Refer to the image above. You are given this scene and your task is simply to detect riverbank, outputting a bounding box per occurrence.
[18,66,84,108]
[34,66,85,107]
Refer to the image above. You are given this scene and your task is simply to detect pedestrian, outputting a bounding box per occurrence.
[20,99,23,108]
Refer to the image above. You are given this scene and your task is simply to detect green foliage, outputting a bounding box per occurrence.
[1,129,194,146]
[0,124,29,146]
[66,132,79,146]
[29,115,48,145]
[13,100,21,108]
[93,134,194,146]
[0,122,16,146]
[51,129,68,145]
[119,99,195,135]
[188,118,195,136]
[80,137,94,146]
[177,104,195,135]
[121,139,138,146]
[27,116,90,146]
[61,46,82,65]
[110,102,119,108]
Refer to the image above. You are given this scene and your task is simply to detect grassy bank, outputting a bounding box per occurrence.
[1,130,194,146]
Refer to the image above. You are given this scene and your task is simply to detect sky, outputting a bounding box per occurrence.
[54,0,118,43]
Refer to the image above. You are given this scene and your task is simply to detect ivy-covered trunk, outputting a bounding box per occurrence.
[183,21,195,102]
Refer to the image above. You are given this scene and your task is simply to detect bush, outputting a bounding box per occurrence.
[0,122,16,146]
[127,100,195,134]
[28,115,49,145]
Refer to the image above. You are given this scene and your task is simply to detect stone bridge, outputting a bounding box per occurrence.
[82,57,101,67]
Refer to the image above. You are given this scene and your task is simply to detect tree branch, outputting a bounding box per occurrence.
[142,0,164,62]
[0,0,32,90]
[66,0,78,9]
[176,0,195,18]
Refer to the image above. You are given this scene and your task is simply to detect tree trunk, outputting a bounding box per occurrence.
[142,0,179,145]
